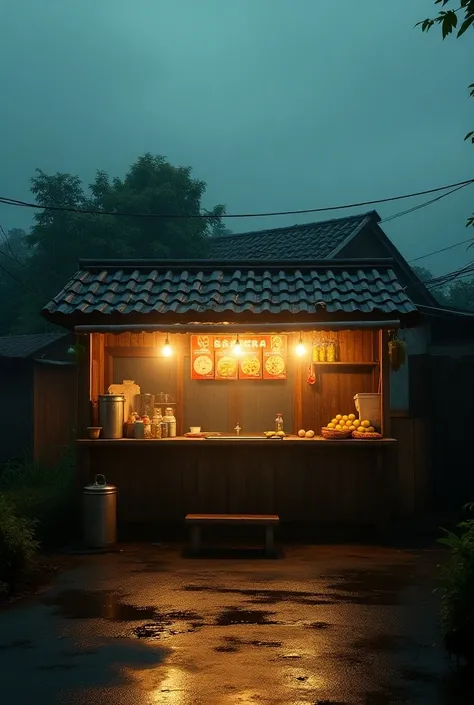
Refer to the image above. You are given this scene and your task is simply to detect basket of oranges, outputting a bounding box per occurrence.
[322,413,356,439]
[322,414,382,440]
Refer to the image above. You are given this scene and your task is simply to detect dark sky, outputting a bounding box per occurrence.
[0,0,472,274]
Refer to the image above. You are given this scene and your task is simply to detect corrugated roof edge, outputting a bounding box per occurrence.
[76,257,397,271]
[210,210,381,243]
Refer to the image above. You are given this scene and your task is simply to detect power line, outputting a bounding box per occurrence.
[380,182,472,225]
[0,176,473,220]
[408,236,474,264]
[0,260,50,301]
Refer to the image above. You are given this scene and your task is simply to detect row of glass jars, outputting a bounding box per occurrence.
[312,341,338,363]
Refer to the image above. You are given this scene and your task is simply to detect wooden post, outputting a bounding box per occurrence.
[77,334,92,438]
[190,524,201,555]
[265,525,275,556]
[379,330,391,437]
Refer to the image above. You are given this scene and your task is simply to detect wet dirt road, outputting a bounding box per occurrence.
[0,543,473,705]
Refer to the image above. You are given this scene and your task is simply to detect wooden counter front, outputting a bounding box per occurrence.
[77,436,398,530]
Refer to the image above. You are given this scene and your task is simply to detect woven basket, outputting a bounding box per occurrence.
[321,427,352,440]
[351,431,383,440]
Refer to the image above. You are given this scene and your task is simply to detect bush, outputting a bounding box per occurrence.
[0,495,39,594]
[0,446,79,546]
[438,503,474,664]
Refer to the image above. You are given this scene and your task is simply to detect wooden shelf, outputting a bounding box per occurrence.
[312,361,378,366]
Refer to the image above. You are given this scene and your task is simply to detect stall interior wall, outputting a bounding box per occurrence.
[89,330,379,435]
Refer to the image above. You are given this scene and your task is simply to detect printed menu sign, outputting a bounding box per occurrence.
[263,335,287,380]
[190,334,287,380]
[214,348,238,380]
[238,337,263,380]
[191,335,214,379]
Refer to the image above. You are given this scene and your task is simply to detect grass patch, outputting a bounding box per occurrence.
[0,446,79,547]
[0,495,39,595]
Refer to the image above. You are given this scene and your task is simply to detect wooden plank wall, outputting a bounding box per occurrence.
[34,362,78,465]
[390,414,431,516]
[89,330,379,436]
[300,330,378,431]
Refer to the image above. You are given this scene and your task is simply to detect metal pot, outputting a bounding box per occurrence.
[83,474,117,548]
[98,394,125,439]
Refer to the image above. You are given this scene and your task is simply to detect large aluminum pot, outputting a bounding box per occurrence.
[98,393,125,439]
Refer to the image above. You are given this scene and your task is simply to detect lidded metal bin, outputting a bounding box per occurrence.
[83,474,117,548]
[99,393,125,439]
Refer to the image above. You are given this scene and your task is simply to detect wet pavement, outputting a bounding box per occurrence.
[0,542,473,704]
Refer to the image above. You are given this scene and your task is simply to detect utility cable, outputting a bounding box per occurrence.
[0,176,473,219]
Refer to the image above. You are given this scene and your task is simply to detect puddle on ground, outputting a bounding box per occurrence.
[307,621,331,630]
[44,590,158,621]
[182,581,406,606]
[323,567,415,606]
[214,635,282,652]
[131,610,204,640]
[215,607,277,626]
[183,584,330,605]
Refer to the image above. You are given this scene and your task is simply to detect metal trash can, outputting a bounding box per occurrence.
[83,474,117,548]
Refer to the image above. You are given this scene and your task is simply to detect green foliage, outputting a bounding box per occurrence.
[412,265,474,310]
[0,494,39,594]
[0,153,226,334]
[416,1,474,228]
[438,506,474,633]
[0,446,78,546]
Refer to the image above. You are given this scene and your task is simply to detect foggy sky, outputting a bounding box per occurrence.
[0,0,472,275]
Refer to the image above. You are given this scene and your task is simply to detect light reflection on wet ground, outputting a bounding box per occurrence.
[0,543,473,704]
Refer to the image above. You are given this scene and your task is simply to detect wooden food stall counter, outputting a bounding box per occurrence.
[77,435,397,530]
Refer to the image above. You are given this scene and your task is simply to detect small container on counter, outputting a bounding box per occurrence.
[142,416,152,439]
[160,421,169,438]
[163,407,177,437]
[275,413,284,433]
[134,419,144,439]
[151,408,162,438]
[318,344,327,362]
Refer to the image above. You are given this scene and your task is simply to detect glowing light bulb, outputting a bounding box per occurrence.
[233,335,242,356]
[296,337,306,357]
[162,336,172,357]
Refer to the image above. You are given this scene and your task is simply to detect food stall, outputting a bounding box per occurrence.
[43,257,419,533]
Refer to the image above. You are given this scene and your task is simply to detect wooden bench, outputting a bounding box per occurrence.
[185,514,280,556]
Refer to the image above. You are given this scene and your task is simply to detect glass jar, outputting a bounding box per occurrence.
[275,413,284,432]
[326,341,336,362]
[318,344,327,362]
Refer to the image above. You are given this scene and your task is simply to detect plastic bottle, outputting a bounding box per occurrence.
[275,413,284,433]
[163,407,177,438]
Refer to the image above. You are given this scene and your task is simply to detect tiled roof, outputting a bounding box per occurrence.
[209,211,380,260]
[43,259,416,320]
[0,332,66,359]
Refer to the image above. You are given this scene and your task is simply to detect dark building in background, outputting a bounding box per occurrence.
[0,332,77,465]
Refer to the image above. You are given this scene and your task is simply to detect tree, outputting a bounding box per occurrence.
[416,1,474,226]
[0,228,35,334]
[412,264,474,310]
[9,154,225,333]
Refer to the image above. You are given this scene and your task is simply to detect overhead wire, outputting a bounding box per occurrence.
[0,175,473,301]
[0,176,473,219]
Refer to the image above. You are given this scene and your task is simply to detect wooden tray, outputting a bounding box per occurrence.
[351,431,383,439]
[321,427,352,439]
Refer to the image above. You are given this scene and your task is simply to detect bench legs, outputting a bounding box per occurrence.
[190,524,201,555]
[265,525,275,556]
[189,523,277,557]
